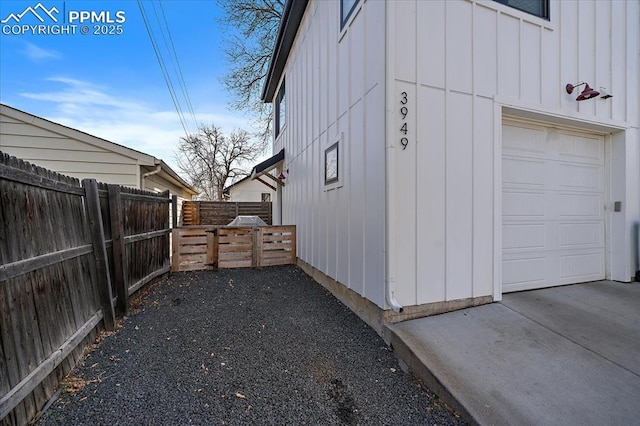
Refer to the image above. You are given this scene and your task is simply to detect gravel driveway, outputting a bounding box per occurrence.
[39,266,465,425]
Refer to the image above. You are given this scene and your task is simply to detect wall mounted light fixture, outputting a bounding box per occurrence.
[566,82,600,101]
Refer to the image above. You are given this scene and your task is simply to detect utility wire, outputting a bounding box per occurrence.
[157,0,198,129]
[138,0,190,137]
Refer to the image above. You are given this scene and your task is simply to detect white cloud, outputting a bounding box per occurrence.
[20,41,61,62]
[19,77,256,171]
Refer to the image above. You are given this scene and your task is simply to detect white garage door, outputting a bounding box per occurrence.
[502,122,605,293]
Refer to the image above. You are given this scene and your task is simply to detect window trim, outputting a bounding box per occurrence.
[275,79,286,139]
[493,0,549,21]
[324,142,339,185]
[323,133,344,191]
[340,0,360,29]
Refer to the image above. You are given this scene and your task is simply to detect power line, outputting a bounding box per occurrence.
[157,0,198,129]
[137,0,190,137]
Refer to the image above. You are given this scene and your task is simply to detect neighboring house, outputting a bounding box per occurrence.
[223,175,275,202]
[0,103,198,224]
[259,0,640,329]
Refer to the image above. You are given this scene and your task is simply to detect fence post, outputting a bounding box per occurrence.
[160,190,171,268]
[253,227,263,268]
[291,226,297,264]
[172,195,178,228]
[171,228,180,272]
[211,228,219,269]
[206,228,217,269]
[83,179,116,330]
[107,184,128,314]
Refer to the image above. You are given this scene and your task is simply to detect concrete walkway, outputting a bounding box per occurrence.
[386,281,640,426]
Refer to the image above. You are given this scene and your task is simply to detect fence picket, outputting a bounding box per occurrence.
[82,179,116,331]
[172,195,178,229]
[108,184,128,314]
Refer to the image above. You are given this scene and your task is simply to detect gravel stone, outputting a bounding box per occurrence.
[38,266,466,425]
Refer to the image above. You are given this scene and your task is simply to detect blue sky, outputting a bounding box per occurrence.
[0,0,261,170]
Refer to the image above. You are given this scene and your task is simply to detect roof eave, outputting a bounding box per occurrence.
[250,148,285,179]
[223,174,251,192]
[261,0,309,103]
[158,160,199,195]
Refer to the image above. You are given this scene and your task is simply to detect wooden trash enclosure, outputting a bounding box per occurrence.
[171,226,216,272]
[255,226,297,267]
[216,227,255,269]
[172,225,296,272]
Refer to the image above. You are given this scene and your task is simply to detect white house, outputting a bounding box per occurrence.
[259,0,640,331]
[224,175,275,202]
[0,104,198,212]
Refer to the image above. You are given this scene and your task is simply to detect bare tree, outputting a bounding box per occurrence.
[176,123,266,200]
[217,0,285,142]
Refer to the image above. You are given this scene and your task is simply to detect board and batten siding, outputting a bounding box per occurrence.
[0,113,140,187]
[274,0,387,307]
[387,0,639,307]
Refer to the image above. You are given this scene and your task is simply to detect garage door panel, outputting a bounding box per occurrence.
[558,163,603,191]
[503,125,546,155]
[557,133,604,164]
[502,123,605,293]
[503,157,545,187]
[559,250,605,280]
[559,222,603,248]
[502,256,547,286]
[503,191,545,217]
[503,223,545,250]
[558,193,602,218]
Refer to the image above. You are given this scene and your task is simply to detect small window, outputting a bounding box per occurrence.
[261,193,271,202]
[275,80,286,138]
[341,0,360,28]
[325,142,339,185]
[494,0,549,20]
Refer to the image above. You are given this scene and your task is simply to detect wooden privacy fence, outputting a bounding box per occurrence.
[0,152,170,426]
[103,184,171,312]
[181,201,272,226]
[172,226,296,272]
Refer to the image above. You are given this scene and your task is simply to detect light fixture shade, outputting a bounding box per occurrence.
[576,84,600,101]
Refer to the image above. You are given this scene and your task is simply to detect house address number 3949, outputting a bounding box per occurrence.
[399,91,408,150]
